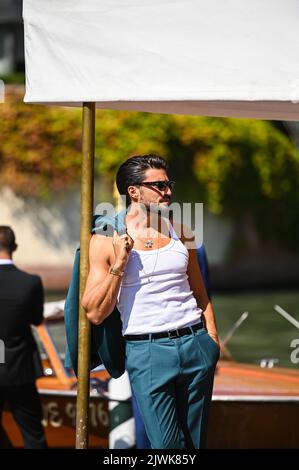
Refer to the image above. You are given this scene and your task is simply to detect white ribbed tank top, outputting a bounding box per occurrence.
[116,223,202,335]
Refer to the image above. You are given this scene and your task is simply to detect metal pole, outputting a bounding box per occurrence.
[76,102,95,448]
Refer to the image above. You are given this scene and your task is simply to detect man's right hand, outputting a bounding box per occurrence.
[112,230,134,268]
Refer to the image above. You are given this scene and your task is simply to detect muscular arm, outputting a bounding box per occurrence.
[81,235,124,326]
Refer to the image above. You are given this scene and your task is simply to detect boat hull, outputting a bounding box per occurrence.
[2,360,299,448]
[3,393,299,448]
[2,389,109,448]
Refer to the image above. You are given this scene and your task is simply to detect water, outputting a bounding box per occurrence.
[45,289,299,370]
[212,289,299,369]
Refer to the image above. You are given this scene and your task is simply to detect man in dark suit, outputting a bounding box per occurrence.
[0,226,47,448]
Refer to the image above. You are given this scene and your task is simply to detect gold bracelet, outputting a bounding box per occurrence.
[109,266,124,277]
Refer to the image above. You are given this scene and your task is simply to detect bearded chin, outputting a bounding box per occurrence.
[144,202,171,217]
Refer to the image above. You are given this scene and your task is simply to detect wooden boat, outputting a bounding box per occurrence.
[2,309,299,449]
[1,323,111,449]
[208,360,299,448]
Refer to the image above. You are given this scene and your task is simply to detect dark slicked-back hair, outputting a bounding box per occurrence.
[116,154,169,207]
[0,226,17,254]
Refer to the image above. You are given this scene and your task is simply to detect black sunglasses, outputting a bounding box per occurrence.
[136,180,175,191]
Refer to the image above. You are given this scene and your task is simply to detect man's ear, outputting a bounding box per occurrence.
[127,185,139,202]
[12,243,18,252]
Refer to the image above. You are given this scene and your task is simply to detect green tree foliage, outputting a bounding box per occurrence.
[1,88,82,197]
[1,87,299,248]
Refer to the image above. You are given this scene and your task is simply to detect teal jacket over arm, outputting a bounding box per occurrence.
[64,209,127,379]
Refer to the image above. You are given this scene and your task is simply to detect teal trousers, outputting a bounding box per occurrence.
[125,327,219,449]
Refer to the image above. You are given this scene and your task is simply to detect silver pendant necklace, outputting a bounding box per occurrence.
[145,239,154,249]
[127,229,169,282]
[136,236,160,282]
[140,246,159,283]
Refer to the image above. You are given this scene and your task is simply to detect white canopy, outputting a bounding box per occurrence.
[23,0,299,120]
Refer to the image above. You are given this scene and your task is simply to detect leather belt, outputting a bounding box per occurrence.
[124,321,204,341]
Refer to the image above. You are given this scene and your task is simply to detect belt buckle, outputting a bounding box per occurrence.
[168,329,180,339]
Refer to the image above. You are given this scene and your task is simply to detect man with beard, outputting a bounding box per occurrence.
[83,154,220,449]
